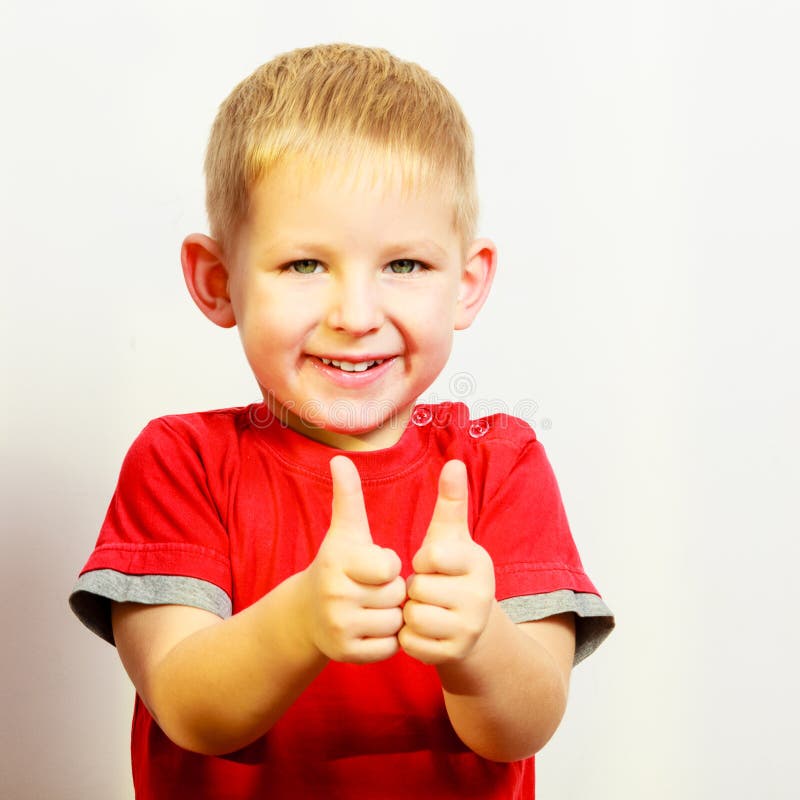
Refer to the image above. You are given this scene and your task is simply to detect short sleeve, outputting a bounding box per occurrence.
[473,436,614,664]
[69,418,234,644]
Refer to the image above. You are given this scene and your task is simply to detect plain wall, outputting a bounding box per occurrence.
[2,1,799,797]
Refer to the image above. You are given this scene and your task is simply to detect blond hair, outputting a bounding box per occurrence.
[205,43,477,250]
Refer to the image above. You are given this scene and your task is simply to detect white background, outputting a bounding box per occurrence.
[2,1,799,797]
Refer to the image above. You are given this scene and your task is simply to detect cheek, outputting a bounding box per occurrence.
[398,284,458,326]
[410,327,454,373]
[430,330,455,364]
[394,296,456,355]
[239,290,314,342]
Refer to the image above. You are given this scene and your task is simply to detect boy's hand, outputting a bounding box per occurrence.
[302,456,405,664]
[399,460,496,665]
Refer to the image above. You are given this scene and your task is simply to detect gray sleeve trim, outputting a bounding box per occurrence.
[500,590,615,666]
[69,569,233,646]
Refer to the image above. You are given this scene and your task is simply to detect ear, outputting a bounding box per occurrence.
[454,238,497,330]
[180,233,236,328]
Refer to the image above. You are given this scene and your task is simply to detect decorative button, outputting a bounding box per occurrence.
[468,418,490,438]
[411,406,433,426]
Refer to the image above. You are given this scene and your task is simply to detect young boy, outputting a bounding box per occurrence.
[70,43,613,799]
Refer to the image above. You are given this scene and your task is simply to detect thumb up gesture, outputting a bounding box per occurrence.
[303,456,406,664]
[399,460,496,665]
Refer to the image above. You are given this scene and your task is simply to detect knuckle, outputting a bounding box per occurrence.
[407,575,428,601]
[462,617,483,642]
[418,646,445,666]
[398,628,426,662]
[427,542,449,570]
[315,544,346,577]
[372,563,394,584]
[324,600,355,637]
[357,637,398,664]
[376,548,401,581]
[478,585,496,610]
[387,608,404,634]
[320,575,351,605]
[389,576,407,604]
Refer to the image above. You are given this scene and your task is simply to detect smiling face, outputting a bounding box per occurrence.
[184,156,495,451]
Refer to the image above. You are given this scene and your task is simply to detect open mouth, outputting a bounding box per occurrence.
[319,357,386,373]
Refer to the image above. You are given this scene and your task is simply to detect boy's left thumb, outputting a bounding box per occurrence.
[423,460,470,541]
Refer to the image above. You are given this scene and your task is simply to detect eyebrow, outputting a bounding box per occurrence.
[382,240,450,261]
[257,239,451,263]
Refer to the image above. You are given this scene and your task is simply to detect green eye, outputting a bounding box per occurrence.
[388,259,421,274]
[290,260,322,274]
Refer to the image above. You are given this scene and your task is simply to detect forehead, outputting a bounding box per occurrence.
[243,154,460,245]
[262,148,450,202]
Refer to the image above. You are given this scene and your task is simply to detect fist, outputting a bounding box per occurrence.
[303,456,406,664]
[399,460,496,665]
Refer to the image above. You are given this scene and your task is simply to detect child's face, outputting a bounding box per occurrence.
[223,157,489,450]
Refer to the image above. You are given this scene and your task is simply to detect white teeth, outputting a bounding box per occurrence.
[319,357,385,372]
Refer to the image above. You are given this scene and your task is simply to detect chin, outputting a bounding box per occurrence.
[310,407,411,451]
[315,399,407,432]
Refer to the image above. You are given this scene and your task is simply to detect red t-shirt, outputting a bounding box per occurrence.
[71,402,613,799]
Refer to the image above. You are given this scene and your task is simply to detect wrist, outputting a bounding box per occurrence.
[279,569,330,666]
[435,601,506,694]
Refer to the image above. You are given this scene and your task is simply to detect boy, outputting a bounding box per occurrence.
[70,44,613,799]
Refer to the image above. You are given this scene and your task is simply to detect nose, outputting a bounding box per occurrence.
[326,271,384,336]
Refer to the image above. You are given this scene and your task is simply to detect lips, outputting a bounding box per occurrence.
[309,355,397,385]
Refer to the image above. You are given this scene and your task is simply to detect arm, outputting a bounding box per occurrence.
[112,456,405,756]
[112,572,324,756]
[438,609,575,762]
[399,460,576,761]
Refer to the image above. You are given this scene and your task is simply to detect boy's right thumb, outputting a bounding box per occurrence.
[328,456,372,542]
